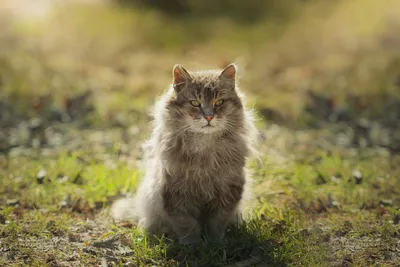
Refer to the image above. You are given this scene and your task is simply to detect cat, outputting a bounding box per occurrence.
[111,63,258,245]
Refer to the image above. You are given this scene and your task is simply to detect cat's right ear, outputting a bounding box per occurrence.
[173,64,192,93]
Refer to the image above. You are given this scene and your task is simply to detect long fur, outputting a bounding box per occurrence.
[111,64,258,245]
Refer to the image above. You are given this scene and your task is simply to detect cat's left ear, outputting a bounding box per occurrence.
[173,64,192,93]
[219,63,237,82]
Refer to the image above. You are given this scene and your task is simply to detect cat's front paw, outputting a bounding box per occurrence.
[206,228,226,242]
[178,232,202,245]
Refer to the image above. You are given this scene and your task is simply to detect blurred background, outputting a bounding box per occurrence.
[1,0,400,145]
[1,0,400,152]
[1,1,400,266]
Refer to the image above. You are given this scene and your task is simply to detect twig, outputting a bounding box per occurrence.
[92,234,120,248]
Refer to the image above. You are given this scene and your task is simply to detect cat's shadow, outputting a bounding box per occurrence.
[145,223,266,267]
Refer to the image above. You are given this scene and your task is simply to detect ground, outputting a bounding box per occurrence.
[1,1,400,266]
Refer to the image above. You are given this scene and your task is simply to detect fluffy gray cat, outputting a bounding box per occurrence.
[111,63,258,245]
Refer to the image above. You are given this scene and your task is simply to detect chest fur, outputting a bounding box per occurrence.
[163,133,246,171]
[156,131,247,195]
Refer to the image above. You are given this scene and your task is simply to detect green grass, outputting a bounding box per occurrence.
[1,149,398,266]
[1,152,323,266]
[1,0,400,266]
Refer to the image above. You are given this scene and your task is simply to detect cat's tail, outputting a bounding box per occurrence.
[110,198,141,222]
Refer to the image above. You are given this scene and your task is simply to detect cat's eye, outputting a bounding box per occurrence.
[214,99,224,106]
[190,100,201,107]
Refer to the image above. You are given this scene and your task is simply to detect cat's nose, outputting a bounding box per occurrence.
[204,115,213,122]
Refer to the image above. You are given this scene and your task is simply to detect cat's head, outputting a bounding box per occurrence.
[166,64,244,134]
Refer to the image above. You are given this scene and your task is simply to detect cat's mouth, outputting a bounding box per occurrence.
[202,125,214,128]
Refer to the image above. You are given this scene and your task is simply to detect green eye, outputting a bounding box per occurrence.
[190,100,201,107]
[214,99,224,106]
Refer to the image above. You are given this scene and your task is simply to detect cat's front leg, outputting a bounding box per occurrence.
[205,208,237,241]
[167,214,202,245]
[162,186,202,245]
[205,181,244,240]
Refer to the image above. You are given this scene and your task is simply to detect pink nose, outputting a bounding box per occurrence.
[205,115,213,122]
